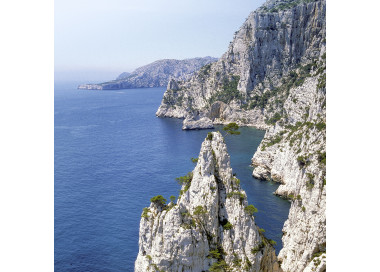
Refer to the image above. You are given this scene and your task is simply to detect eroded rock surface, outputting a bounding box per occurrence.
[135,132,281,272]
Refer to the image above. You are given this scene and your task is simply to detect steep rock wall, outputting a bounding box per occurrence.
[135,132,281,272]
[156,0,325,131]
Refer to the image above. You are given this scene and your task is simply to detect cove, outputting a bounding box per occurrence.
[54,82,290,272]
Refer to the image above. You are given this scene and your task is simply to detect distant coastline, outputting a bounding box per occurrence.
[77,56,217,90]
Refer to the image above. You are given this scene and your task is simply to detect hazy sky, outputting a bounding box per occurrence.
[55,0,265,82]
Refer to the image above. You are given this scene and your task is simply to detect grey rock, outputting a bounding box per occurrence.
[135,132,282,272]
[77,56,218,90]
[182,117,214,130]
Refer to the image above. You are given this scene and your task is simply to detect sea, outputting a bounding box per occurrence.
[54,81,290,272]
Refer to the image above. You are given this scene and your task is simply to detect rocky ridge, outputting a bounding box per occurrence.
[77,57,217,90]
[154,0,326,271]
[135,132,281,272]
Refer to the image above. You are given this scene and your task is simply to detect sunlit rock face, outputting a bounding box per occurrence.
[135,132,281,272]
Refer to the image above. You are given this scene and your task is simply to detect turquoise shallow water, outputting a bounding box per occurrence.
[55,81,290,271]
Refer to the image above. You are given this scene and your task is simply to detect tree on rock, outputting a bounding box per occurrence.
[150,195,166,206]
[223,122,240,136]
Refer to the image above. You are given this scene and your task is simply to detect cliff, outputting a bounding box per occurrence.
[156,0,325,129]
[251,73,326,271]
[135,132,282,272]
[77,57,217,90]
[154,1,326,271]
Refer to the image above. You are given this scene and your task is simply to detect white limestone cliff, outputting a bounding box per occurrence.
[153,1,327,271]
[135,132,281,272]
[156,0,325,131]
[251,71,326,272]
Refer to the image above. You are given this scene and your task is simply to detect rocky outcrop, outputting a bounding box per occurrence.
[154,1,326,271]
[182,117,214,130]
[77,57,217,90]
[135,132,281,272]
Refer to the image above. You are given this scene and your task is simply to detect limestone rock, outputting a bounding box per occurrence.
[156,0,326,131]
[154,1,326,271]
[251,73,326,271]
[182,117,214,130]
[135,132,281,272]
[303,254,326,272]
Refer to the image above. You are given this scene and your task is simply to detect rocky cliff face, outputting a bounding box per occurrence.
[135,132,281,272]
[77,57,217,90]
[156,0,325,129]
[251,73,326,272]
[155,1,326,271]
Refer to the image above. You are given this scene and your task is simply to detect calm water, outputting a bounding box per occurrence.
[55,81,290,272]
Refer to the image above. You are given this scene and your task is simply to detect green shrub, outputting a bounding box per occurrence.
[297,155,310,168]
[209,260,229,272]
[244,205,258,216]
[207,132,213,141]
[317,73,326,89]
[227,191,246,201]
[244,257,252,270]
[170,195,176,203]
[191,157,198,163]
[141,207,150,218]
[176,172,193,192]
[315,122,326,131]
[199,63,212,77]
[266,112,282,125]
[262,134,283,150]
[259,228,265,233]
[317,151,326,165]
[210,75,241,104]
[207,249,222,260]
[150,195,166,206]
[313,251,326,258]
[306,173,315,189]
[193,205,207,216]
[222,221,233,230]
[268,239,277,246]
[232,254,242,267]
[302,206,306,212]
[251,242,265,254]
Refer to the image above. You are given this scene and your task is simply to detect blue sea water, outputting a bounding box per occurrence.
[54,81,290,272]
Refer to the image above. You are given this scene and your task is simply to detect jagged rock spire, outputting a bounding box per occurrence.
[135,132,281,272]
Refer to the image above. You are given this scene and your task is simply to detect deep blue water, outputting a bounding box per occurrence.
[55,81,290,272]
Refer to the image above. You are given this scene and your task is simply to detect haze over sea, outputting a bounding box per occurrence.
[54,81,290,271]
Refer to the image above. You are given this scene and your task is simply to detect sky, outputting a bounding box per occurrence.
[55,0,265,82]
